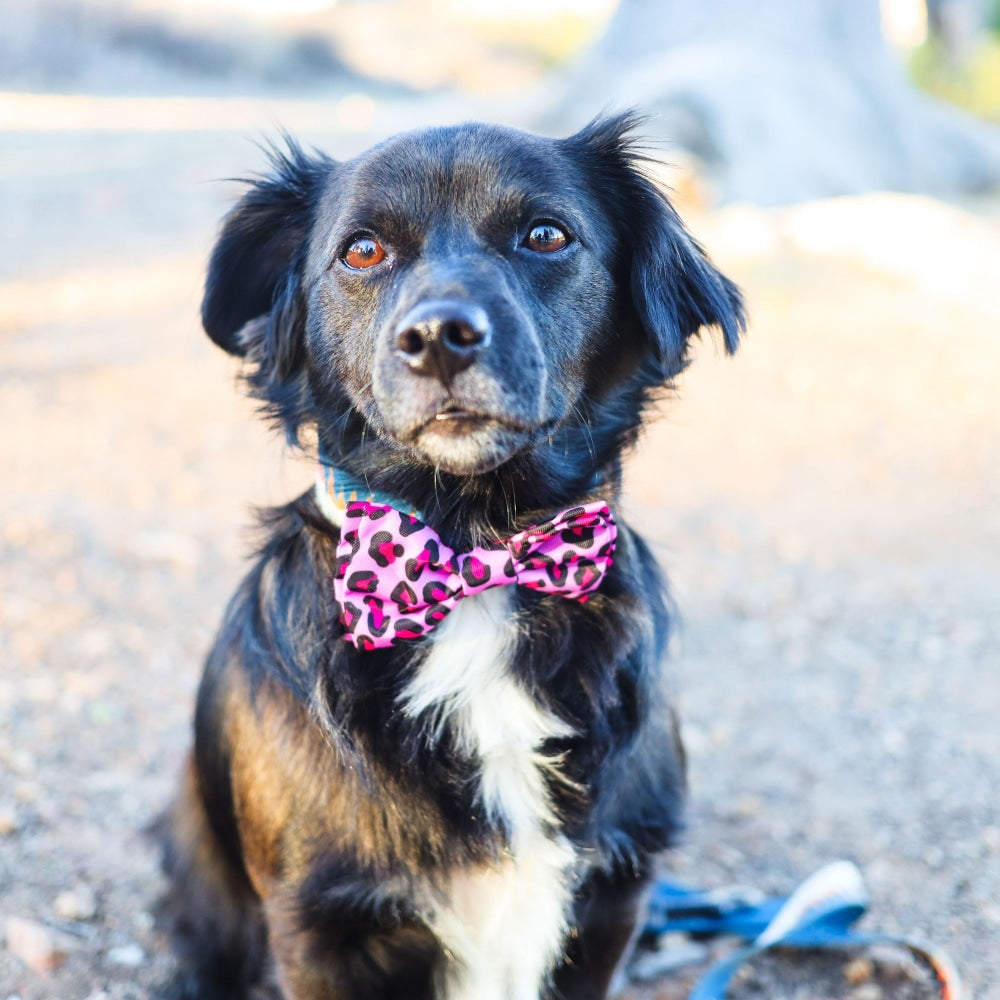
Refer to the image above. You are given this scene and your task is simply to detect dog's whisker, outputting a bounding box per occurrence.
[500,478,514,530]
[567,398,598,470]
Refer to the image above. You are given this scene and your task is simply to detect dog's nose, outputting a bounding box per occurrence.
[393,300,491,386]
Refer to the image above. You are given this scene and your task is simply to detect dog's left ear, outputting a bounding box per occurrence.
[628,183,745,378]
[570,113,746,378]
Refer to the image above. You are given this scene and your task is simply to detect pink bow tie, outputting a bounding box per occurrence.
[332,500,617,650]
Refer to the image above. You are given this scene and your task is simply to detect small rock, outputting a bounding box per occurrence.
[54,885,98,922]
[731,961,762,988]
[868,944,927,983]
[629,937,709,980]
[851,983,885,1000]
[851,985,884,1000]
[0,805,18,835]
[923,845,945,868]
[733,794,764,819]
[107,943,145,967]
[5,915,69,973]
[14,780,39,804]
[843,955,874,985]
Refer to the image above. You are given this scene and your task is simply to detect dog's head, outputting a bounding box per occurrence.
[203,113,743,492]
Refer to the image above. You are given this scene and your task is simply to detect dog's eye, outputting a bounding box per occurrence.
[524,222,569,254]
[343,236,387,270]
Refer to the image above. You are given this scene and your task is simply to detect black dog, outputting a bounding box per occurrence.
[157,112,743,1000]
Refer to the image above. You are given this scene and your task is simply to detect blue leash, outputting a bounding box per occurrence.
[641,861,963,999]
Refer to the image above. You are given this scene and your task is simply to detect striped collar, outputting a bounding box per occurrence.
[314,464,423,527]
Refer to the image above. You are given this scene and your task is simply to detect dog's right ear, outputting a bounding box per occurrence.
[201,140,331,356]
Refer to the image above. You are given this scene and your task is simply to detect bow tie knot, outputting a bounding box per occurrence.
[332,501,616,650]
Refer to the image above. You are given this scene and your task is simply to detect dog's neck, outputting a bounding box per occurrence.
[314,457,618,542]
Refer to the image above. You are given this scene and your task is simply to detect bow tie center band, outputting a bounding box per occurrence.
[320,471,616,650]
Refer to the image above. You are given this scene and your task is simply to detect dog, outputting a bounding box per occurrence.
[156,112,744,1000]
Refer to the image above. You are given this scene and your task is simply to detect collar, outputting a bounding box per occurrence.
[314,464,424,527]
[314,460,615,530]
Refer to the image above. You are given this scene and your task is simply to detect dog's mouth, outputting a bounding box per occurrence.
[426,404,510,437]
[397,405,554,474]
[420,403,551,438]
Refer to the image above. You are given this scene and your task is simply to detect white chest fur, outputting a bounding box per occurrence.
[400,589,577,1000]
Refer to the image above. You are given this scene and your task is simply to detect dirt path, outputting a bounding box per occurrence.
[1,117,998,1000]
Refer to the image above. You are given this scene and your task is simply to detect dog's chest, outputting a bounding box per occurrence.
[400,589,576,1000]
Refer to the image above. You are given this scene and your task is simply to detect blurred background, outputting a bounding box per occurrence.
[1,1,999,997]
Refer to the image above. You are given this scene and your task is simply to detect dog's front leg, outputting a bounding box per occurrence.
[553,865,653,1000]
[263,887,442,1000]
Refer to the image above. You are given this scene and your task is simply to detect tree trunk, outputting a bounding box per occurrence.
[548,0,1000,205]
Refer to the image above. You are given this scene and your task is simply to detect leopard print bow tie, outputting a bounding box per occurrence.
[331,500,617,650]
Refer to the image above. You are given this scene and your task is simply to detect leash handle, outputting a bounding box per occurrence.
[643,861,963,1000]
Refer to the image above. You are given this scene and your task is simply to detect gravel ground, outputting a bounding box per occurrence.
[1,99,998,999]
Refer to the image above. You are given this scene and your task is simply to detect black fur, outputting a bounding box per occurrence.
[158,112,744,1000]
